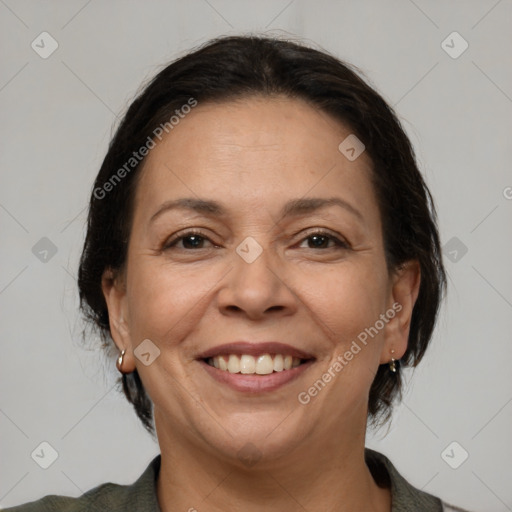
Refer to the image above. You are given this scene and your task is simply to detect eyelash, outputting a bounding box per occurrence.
[163,229,350,251]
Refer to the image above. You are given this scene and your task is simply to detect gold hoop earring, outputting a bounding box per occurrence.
[116,349,126,373]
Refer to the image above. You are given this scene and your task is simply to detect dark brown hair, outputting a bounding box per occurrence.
[78,34,446,435]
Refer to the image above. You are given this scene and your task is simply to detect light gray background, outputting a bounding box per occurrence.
[1,1,511,510]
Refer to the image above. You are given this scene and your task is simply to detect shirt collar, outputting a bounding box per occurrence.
[365,448,443,511]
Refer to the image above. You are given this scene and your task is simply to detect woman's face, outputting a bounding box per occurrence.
[103,96,419,466]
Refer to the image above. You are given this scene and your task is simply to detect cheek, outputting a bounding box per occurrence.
[308,261,389,343]
[125,258,222,341]
[306,266,389,398]
[310,263,389,399]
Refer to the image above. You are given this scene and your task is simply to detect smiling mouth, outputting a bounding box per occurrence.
[204,354,310,375]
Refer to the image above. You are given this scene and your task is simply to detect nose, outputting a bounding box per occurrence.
[216,240,298,321]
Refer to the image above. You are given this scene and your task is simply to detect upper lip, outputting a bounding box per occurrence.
[197,342,315,360]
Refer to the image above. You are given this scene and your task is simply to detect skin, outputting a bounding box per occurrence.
[102,95,420,512]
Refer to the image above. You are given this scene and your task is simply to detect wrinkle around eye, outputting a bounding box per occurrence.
[158,229,356,259]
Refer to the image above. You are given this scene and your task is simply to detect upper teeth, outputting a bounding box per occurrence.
[208,354,302,374]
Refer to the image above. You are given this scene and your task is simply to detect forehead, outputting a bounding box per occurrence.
[134,95,378,223]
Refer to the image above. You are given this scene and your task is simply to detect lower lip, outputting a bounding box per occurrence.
[199,359,315,393]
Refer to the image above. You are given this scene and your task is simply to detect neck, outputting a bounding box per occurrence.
[155,418,391,512]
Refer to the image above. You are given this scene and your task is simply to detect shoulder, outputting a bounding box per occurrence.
[1,455,162,512]
[1,482,128,512]
[364,448,473,512]
[441,503,474,512]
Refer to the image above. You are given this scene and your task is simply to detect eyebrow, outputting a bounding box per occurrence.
[149,196,364,224]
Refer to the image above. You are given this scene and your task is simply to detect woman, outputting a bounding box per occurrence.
[5,35,472,512]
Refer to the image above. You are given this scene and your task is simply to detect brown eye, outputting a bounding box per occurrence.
[164,230,214,250]
[298,230,349,250]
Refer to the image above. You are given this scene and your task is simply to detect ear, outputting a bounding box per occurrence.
[101,267,135,372]
[380,260,421,364]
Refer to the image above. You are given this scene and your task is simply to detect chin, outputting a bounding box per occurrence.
[197,411,310,468]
